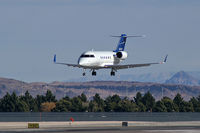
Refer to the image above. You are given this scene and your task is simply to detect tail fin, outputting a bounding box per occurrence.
[112,34,144,52]
[113,34,127,52]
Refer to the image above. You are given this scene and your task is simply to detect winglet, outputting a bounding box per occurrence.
[161,54,168,64]
[164,54,168,63]
[53,54,56,63]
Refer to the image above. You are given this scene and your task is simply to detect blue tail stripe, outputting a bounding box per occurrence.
[114,34,127,52]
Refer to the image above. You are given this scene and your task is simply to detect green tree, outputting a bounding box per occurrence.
[88,101,98,112]
[0,93,14,112]
[134,92,143,105]
[173,93,194,112]
[20,91,38,112]
[53,99,72,112]
[45,90,56,102]
[78,93,87,102]
[104,96,113,112]
[180,101,194,112]
[35,95,46,111]
[92,93,105,111]
[161,97,177,112]
[173,93,184,112]
[16,100,29,112]
[137,102,146,112]
[111,94,121,103]
[118,99,138,112]
[153,100,167,112]
[189,97,200,112]
[71,97,87,112]
[142,91,155,112]
[0,92,29,112]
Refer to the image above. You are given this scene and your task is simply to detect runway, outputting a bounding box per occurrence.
[1,126,200,133]
[0,121,200,133]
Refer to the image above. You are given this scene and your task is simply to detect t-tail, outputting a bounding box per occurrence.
[112,34,145,52]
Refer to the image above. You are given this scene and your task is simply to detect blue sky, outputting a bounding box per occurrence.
[0,0,200,82]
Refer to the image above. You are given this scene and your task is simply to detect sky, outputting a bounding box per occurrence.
[0,0,200,82]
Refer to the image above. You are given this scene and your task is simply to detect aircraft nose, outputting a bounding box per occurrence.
[78,58,84,66]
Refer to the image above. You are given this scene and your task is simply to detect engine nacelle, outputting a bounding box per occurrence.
[116,51,128,60]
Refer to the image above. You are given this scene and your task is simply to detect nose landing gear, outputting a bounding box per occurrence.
[82,69,86,76]
[83,72,86,76]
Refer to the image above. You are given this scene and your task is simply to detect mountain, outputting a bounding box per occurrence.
[165,71,200,86]
[1,77,200,100]
[68,72,175,83]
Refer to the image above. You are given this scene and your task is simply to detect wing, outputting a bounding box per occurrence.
[54,62,82,68]
[53,55,82,68]
[105,55,168,70]
[105,63,158,69]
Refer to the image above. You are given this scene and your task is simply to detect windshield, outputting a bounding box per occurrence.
[80,54,95,58]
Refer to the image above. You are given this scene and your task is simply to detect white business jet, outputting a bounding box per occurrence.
[54,34,168,76]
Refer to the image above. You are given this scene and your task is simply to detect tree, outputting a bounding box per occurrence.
[142,91,155,112]
[180,101,194,112]
[161,97,177,112]
[88,101,99,112]
[0,93,14,112]
[35,95,46,111]
[173,93,183,108]
[134,92,143,105]
[118,99,138,112]
[111,94,121,103]
[71,97,87,112]
[153,100,167,112]
[173,93,184,112]
[20,91,38,112]
[92,93,105,111]
[45,90,56,102]
[173,93,194,112]
[16,100,29,112]
[53,99,72,112]
[137,102,146,112]
[104,96,113,112]
[41,102,56,112]
[0,92,29,112]
[189,97,200,112]
[78,93,87,102]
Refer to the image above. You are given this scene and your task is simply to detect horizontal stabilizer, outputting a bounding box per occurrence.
[111,35,145,38]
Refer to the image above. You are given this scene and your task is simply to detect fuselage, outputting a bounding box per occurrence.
[78,51,127,67]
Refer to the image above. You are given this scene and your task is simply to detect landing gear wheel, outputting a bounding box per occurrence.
[92,71,96,76]
[110,71,115,76]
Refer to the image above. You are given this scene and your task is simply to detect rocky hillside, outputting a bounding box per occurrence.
[1,77,200,100]
[165,71,200,86]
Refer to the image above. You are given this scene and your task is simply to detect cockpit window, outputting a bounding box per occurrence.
[80,54,95,58]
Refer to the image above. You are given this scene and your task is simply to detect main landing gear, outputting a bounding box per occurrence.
[82,69,97,76]
[110,71,115,76]
[92,70,97,76]
[82,69,116,76]
[110,69,116,76]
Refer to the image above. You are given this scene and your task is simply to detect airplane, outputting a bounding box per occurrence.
[53,34,168,76]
